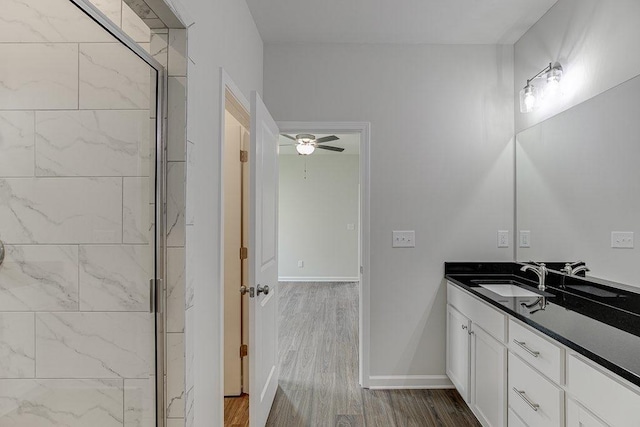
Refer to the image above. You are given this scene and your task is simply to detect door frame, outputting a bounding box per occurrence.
[218,68,252,416]
[277,121,372,387]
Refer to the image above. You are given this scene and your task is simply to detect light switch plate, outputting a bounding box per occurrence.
[392,230,415,248]
[519,230,531,248]
[611,232,634,248]
[497,230,509,248]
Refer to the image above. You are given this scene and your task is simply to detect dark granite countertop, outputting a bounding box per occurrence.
[445,262,640,388]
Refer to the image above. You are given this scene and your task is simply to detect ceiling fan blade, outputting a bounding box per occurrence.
[281,134,297,140]
[279,144,296,146]
[314,135,339,144]
[316,145,344,152]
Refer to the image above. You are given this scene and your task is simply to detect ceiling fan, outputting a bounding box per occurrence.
[280,134,344,155]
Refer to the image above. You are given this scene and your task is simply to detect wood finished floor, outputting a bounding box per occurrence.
[265,281,480,427]
[225,394,249,427]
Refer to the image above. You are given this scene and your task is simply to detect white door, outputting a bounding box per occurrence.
[249,91,280,426]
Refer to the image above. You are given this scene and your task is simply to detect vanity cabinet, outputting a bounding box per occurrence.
[447,279,640,427]
[447,283,507,427]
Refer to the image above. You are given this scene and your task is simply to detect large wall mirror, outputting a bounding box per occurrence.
[516,73,640,288]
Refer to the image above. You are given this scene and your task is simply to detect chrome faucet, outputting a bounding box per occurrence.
[561,261,590,276]
[521,262,548,291]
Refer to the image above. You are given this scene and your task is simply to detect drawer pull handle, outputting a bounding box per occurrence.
[514,339,540,357]
[512,388,540,412]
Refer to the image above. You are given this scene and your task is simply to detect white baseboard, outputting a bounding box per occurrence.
[278,276,360,282]
[367,375,454,390]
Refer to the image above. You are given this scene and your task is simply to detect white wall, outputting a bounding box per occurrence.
[160,0,264,425]
[279,154,360,281]
[264,43,515,382]
[514,0,640,133]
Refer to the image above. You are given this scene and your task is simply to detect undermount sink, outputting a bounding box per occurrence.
[478,284,540,298]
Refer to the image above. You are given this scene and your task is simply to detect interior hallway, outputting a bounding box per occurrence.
[266,282,480,426]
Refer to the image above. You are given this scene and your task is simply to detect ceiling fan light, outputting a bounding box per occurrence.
[296,144,315,155]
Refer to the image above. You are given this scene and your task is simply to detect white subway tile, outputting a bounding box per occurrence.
[123,177,152,244]
[0,245,78,311]
[35,110,150,177]
[0,112,35,177]
[79,43,151,109]
[0,313,35,378]
[0,44,78,110]
[122,3,151,43]
[0,379,122,426]
[79,245,152,311]
[167,247,185,332]
[168,29,187,77]
[168,77,187,161]
[167,162,185,247]
[124,378,155,427]
[0,0,115,42]
[36,312,152,378]
[166,333,185,418]
[0,177,122,244]
[185,141,195,225]
[150,32,169,68]
[88,0,122,27]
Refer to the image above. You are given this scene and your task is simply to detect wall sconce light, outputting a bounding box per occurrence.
[519,62,563,113]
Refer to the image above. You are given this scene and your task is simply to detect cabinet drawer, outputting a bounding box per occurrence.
[508,408,529,427]
[567,354,640,427]
[447,282,506,343]
[509,353,563,427]
[566,398,608,427]
[509,319,563,383]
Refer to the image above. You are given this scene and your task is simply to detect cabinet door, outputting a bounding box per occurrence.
[446,304,470,402]
[471,325,506,427]
[567,398,608,427]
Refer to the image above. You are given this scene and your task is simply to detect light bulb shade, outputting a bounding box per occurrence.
[544,65,563,98]
[519,84,540,113]
[296,143,315,155]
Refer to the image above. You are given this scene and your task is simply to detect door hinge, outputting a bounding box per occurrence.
[240,344,248,358]
[240,150,248,163]
[240,247,248,260]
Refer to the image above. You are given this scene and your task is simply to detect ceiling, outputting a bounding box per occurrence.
[279,133,360,156]
[245,0,558,44]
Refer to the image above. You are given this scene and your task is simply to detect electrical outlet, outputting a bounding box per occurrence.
[347,223,355,230]
[392,231,415,248]
[611,232,634,249]
[297,260,304,268]
[497,230,509,248]
[519,230,531,248]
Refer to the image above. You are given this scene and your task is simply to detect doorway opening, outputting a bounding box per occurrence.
[263,123,370,424]
[223,86,251,426]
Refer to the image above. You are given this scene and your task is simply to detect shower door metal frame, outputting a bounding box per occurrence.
[67,1,168,426]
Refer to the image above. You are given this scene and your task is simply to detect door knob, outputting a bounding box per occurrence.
[257,284,269,296]
[240,286,254,297]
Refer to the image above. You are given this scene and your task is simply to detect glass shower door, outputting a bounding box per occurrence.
[0,0,163,425]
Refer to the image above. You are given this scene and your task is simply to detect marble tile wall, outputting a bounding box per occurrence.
[0,1,187,426]
[164,26,188,427]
